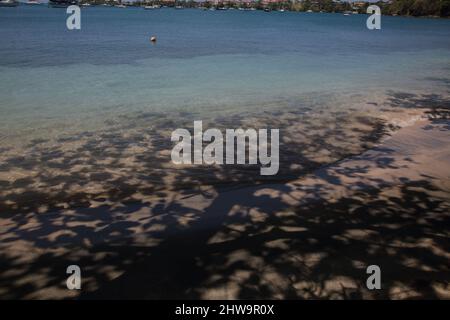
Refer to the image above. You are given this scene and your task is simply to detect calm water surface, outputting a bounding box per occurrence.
[0,6,449,144]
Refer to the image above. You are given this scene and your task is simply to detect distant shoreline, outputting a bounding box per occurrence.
[10,2,450,19]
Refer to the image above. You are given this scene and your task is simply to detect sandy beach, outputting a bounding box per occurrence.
[0,115,448,299]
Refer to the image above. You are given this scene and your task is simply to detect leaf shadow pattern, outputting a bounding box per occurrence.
[0,94,449,299]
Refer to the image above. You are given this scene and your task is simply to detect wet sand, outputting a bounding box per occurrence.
[0,117,449,299]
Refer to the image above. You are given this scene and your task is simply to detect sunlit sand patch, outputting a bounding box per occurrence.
[278,226,308,233]
[248,208,269,224]
[265,239,290,250]
[432,282,450,299]
[292,275,360,300]
[207,229,242,245]
[343,229,379,241]
[200,275,242,300]
[389,282,422,300]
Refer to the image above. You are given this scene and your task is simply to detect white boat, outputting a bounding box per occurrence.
[0,0,18,7]
[26,0,40,4]
[144,4,160,9]
[115,4,126,8]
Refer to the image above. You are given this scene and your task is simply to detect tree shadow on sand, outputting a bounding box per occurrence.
[0,91,449,299]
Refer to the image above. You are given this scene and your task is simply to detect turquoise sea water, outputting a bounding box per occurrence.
[0,6,449,144]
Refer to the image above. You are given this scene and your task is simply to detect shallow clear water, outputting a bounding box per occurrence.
[0,6,449,142]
